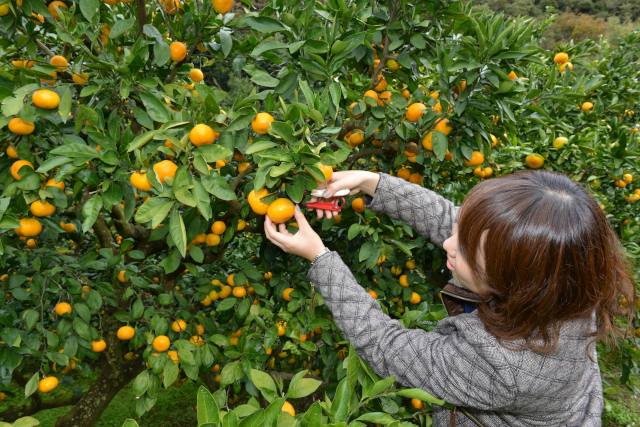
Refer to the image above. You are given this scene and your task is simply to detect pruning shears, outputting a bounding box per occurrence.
[300,189,350,212]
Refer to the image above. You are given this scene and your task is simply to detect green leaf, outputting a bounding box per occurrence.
[12,417,41,427]
[331,379,350,422]
[50,143,98,161]
[36,156,72,173]
[287,376,321,399]
[127,130,158,152]
[79,0,99,22]
[139,91,171,123]
[110,18,135,39]
[251,74,280,88]
[395,389,453,408]
[250,369,277,393]
[159,249,181,274]
[122,420,140,427]
[300,402,322,427]
[220,30,233,57]
[220,360,243,388]
[217,297,237,312]
[59,87,72,123]
[363,376,395,399]
[154,41,171,67]
[246,141,277,154]
[355,413,396,425]
[269,122,294,144]
[252,40,288,56]
[82,195,103,232]
[431,131,448,161]
[134,198,172,224]
[24,373,39,398]
[133,371,149,397]
[192,180,212,220]
[244,16,287,33]
[239,409,264,427]
[170,210,187,257]
[201,174,237,201]
[197,386,220,425]
[347,345,359,392]
[194,145,232,163]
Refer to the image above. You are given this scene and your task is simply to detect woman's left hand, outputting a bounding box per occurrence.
[264,205,327,261]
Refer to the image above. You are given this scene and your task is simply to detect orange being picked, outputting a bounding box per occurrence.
[248,188,271,214]
[50,55,68,71]
[406,103,426,122]
[130,171,152,191]
[8,118,35,135]
[117,326,135,340]
[30,200,57,217]
[170,41,187,62]
[190,68,204,82]
[212,0,233,14]
[251,112,274,134]
[267,198,295,224]
[33,89,61,110]
[525,154,544,169]
[48,1,68,20]
[153,160,178,184]
[463,151,484,167]
[11,160,34,180]
[352,198,365,212]
[189,124,216,146]
[310,163,333,182]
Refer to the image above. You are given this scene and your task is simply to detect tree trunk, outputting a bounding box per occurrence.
[52,360,144,427]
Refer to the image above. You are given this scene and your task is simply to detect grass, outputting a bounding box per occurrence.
[0,369,198,427]
[600,342,640,427]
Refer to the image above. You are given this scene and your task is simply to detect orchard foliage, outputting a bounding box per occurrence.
[0,0,639,425]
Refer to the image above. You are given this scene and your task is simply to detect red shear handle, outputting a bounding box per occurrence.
[301,197,346,212]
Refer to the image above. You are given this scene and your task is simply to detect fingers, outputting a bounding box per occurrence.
[278,222,292,236]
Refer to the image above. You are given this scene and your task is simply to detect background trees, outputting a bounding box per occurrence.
[0,0,638,426]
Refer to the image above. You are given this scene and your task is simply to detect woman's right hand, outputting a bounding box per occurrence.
[309,171,380,219]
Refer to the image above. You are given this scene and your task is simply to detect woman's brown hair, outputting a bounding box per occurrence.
[457,170,635,353]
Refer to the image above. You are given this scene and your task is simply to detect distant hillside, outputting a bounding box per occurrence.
[471,0,640,48]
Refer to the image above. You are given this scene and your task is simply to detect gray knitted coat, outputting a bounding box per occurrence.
[307,174,602,426]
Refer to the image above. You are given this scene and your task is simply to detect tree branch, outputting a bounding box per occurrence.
[136,0,148,38]
[231,163,257,191]
[33,38,55,58]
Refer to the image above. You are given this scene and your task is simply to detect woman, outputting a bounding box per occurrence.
[264,170,634,426]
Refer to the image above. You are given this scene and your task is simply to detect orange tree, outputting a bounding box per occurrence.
[0,0,639,425]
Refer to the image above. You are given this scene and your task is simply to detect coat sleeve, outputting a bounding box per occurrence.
[308,252,517,410]
[364,173,459,246]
